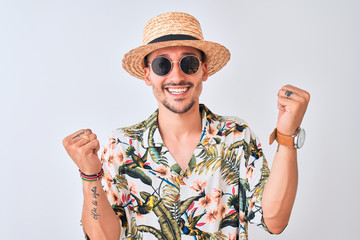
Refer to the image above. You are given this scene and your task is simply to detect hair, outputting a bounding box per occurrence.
[143,49,206,67]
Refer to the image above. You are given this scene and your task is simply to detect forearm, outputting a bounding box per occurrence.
[262,145,298,234]
[81,181,120,240]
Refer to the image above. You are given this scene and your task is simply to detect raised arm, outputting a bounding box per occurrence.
[63,129,120,240]
[262,85,310,234]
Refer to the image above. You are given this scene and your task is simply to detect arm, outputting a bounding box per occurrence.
[262,85,310,234]
[81,181,120,239]
[63,129,120,240]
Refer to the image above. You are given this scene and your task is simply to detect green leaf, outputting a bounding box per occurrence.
[170,164,182,175]
[214,137,222,144]
[179,194,203,216]
[125,168,152,186]
[137,225,166,240]
[153,201,181,240]
[188,155,197,171]
[148,147,162,163]
[219,211,239,229]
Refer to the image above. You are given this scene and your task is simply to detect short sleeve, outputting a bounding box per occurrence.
[239,128,271,232]
[101,131,129,235]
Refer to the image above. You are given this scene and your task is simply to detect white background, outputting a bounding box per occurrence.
[1,0,359,239]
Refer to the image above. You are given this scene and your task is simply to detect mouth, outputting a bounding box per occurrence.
[166,87,190,95]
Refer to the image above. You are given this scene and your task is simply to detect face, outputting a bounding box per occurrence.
[144,46,208,114]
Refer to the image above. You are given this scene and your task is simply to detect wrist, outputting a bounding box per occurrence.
[79,168,104,182]
[270,127,306,149]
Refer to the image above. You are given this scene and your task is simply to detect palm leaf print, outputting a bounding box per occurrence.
[127,217,143,240]
[141,192,182,239]
[137,225,166,240]
[114,174,128,192]
[195,143,221,175]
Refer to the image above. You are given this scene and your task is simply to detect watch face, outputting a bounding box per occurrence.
[296,128,306,149]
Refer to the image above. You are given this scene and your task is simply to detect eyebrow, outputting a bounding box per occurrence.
[155,52,197,58]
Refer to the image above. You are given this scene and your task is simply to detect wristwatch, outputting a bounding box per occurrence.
[269,127,306,149]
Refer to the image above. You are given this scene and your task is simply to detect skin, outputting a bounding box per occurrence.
[63,129,120,239]
[143,46,208,170]
[63,46,310,238]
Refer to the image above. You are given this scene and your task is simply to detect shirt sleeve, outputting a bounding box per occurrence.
[239,127,271,232]
[101,131,129,238]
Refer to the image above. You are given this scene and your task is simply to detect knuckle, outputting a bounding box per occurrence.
[62,138,68,147]
[283,84,291,89]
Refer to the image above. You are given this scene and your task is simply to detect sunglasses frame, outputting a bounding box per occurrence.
[149,55,202,77]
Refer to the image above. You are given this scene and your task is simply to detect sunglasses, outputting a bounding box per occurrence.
[150,55,202,76]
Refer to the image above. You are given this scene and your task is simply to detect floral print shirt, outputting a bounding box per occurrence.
[101,104,270,240]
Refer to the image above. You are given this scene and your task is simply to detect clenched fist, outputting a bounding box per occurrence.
[63,129,102,175]
[276,85,310,135]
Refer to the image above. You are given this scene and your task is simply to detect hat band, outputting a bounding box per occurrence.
[148,34,199,44]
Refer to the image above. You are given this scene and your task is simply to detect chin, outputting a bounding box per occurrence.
[162,100,196,114]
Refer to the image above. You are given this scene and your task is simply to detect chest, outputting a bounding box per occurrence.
[164,136,200,171]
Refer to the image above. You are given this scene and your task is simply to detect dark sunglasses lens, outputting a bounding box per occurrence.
[180,56,200,75]
[151,57,171,76]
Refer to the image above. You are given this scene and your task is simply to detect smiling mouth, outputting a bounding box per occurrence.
[166,87,189,95]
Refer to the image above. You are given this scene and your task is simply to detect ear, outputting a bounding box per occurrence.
[201,62,208,82]
[144,67,152,86]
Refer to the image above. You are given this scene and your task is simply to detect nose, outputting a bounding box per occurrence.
[168,61,185,82]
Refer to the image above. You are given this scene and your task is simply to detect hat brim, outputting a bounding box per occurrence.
[122,40,230,80]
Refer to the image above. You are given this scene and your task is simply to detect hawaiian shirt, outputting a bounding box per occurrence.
[101,104,270,240]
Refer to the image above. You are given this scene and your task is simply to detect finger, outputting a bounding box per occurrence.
[278,97,302,114]
[63,129,87,147]
[72,129,93,144]
[71,129,88,139]
[278,89,302,101]
[75,135,99,157]
[87,138,101,154]
[281,84,310,101]
[75,133,97,147]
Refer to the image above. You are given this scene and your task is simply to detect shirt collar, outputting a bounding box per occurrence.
[143,104,219,148]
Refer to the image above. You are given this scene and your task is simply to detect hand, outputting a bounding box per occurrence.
[276,85,310,135]
[63,129,102,175]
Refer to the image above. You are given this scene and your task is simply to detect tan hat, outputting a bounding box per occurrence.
[122,12,231,80]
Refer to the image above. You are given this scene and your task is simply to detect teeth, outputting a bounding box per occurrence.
[168,88,188,94]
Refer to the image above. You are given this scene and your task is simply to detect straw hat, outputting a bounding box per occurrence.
[122,12,230,80]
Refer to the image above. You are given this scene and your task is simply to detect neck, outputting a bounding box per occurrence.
[157,103,202,141]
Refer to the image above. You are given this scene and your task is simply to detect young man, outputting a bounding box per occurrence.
[63,12,310,240]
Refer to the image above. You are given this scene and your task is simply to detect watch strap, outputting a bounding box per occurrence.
[269,128,294,148]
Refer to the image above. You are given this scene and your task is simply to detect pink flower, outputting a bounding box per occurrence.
[206,124,219,138]
[101,147,108,164]
[218,202,228,219]
[211,188,223,206]
[108,154,114,167]
[228,232,237,240]
[248,197,256,212]
[103,172,113,191]
[109,137,117,150]
[239,211,245,227]
[109,190,120,205]
[129,182,138,195]
[155,165,170,178]
[205,209,218,223]
[232,130,243,138]
[199,194,212,208]
[114,150,124,165]
[246,163,254,179]
[190,180,207,193]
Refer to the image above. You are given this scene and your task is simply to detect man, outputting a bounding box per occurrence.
[63,12,310,240]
